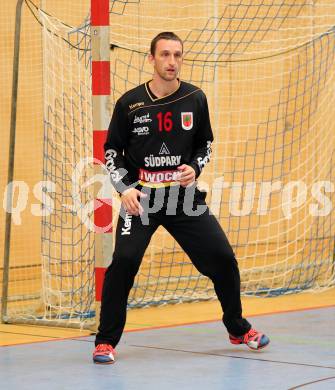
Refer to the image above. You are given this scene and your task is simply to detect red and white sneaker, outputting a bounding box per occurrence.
[93,343,116,364]
[229,328,270,350]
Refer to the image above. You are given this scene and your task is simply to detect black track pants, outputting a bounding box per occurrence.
[95,190,251,347]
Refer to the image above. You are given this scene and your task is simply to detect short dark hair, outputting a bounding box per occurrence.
[150,32,183,56]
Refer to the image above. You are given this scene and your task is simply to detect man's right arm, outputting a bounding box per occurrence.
[104,99,147,214]
[104,99,132,194]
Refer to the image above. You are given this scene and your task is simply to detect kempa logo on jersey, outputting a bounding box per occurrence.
[129,102,144,110]
[121,212,132,235]
[133,113,152,124]
[144,154,181,167]
[181,112,193,130]
[139,169,180,183]
[133,126,150,135]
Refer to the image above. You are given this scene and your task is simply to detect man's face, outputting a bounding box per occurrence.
[149,39,183,81]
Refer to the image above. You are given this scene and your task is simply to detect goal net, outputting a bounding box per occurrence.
[111,0,335,307]
[1,1,95,327]
[1,0,335,327]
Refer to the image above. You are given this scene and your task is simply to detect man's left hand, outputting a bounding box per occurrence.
[177,164,196,187]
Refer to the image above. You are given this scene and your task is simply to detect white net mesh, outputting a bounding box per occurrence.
[40,10,94,323]
[108,1,335,306]
[1,1,95,327]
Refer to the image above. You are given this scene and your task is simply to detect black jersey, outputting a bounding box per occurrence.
[104,80,213,193]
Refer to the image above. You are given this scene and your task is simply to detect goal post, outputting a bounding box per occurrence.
[90,0,112,330]
[1,0,25,324]
[1,1,335,329]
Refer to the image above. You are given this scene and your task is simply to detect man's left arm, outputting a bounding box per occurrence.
[189,93,214,178]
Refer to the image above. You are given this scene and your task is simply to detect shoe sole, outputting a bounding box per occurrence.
[230,340,270,350]
[93,359,115,365]
[250,340,270,350]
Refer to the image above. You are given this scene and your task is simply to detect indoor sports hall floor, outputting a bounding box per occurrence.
[1,289,334,390]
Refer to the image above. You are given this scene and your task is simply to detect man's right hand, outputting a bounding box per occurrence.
[121,188,147,216]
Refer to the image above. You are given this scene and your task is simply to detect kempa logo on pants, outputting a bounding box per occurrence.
[121,212,132,235]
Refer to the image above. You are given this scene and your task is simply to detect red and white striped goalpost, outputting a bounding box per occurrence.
[90,0,112,328]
